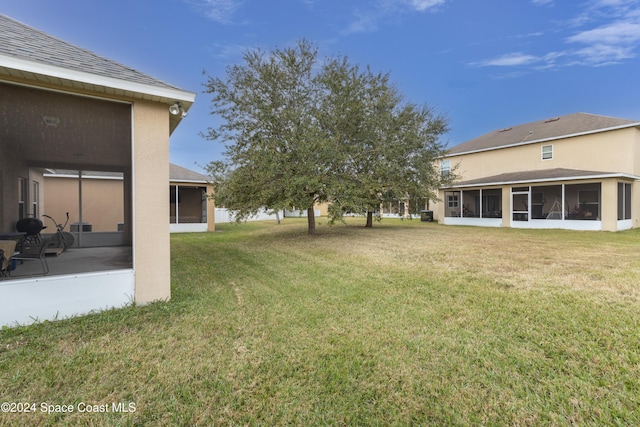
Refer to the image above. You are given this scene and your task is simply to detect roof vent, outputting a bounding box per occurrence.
[498,127,512,132]
[544,117,560,123]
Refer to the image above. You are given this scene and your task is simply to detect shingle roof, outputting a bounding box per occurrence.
[448,113,639,156]
[0,14,181,91]
[170,164,209,183]
[445,168,637,188]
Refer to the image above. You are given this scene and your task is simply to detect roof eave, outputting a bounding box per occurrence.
[442,172,640,189]
[0,54,196,114]
[171,179,210,184]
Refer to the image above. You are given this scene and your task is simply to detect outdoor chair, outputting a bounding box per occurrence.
[11,238,54,277]
[0,240,17,279]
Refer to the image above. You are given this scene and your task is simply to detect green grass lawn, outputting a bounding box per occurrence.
[2,218,640,426]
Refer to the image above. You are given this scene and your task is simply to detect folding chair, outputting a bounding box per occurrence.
[11,238,53,277]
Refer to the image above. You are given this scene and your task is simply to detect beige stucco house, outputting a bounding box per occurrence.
[0,14,196,326]
[437,113,640,231]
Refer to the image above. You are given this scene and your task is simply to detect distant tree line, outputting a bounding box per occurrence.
[203,40,451,234]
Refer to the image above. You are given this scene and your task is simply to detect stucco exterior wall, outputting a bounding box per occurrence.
[43,176,124,232]
[206,184,215,232]
[132,100,171,303]
[448,128,639,181]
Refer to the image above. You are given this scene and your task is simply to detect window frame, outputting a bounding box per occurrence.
[18,176,27,220]
[541,144,553,160]
[440,159,451,178]
[32,180,39,218]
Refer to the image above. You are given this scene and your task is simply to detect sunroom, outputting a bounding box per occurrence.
[0,17,195,328]
[169,164,215,233]
[441,169,638,231]
[0,82,136,326]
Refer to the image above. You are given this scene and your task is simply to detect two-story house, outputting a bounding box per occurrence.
[437,113,640,231]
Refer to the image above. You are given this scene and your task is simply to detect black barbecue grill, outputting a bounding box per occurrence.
[16,217,46,242]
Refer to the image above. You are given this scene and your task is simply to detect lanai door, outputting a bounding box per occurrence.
[512,187,530,223]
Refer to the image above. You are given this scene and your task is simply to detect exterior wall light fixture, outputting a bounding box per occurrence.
[169,102,187,118]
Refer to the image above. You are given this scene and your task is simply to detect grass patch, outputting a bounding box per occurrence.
[2,218,640,425]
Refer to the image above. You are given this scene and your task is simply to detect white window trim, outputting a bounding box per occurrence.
[441,159,451,177]
[541,144,553,161]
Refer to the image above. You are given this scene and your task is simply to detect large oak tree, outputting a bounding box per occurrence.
[204,40,331,234]
[204,40,450,233]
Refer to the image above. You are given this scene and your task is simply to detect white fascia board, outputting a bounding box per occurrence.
[0,54,196,104]
[171,179,209,185]
[443,172,640,189]
[43,173,124,180]
[444,123,640,158]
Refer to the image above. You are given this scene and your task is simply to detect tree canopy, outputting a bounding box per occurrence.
[204,40,451,234]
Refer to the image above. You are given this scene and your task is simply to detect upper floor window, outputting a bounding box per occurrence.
[541,145,553,160]
[441,159,451,177]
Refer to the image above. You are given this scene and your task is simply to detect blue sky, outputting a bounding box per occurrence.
[3,0,640,173]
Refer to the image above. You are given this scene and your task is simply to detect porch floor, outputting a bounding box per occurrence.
[7,246,132,278]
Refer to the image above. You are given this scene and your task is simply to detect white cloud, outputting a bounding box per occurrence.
[564,6,640,64]
[478,52,540,67]
[403,0,447,12]
[567,20,640,45]
[572,43,636,65]
[343,0,448,35]
[476,0,640,70]
[345,12,380,34]
[185,0,243,24]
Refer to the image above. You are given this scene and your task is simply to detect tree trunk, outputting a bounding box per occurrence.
[307,207,316,234]
[365,211,373,228]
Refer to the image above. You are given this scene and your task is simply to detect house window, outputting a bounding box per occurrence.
[32,181,39,218]
[541,145,553,160]
[18,177,27,220]
[445,191,460,217]
[441,160,451,178]
[618,182,632,220]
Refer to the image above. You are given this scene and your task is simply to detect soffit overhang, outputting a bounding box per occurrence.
[0,54,196,134]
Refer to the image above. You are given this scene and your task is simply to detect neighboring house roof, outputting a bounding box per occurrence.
[447,113,640,156]
[0,14,195,132]
[445,168,640,188]
[170,164,209,183]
